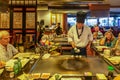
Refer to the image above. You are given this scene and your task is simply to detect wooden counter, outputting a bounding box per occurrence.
[0,52,119,79]
[0,53,40,79]
[92,45,120,73]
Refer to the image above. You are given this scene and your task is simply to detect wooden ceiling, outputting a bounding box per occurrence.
[0,0,120,12]
[38,0,104,13]
[38,0,104,6]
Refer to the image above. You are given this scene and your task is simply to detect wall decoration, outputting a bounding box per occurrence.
[26,12,35,28]
[0,13,10,28]
[13,12,22,28]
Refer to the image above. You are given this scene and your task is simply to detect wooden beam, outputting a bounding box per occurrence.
[89,4,110,10]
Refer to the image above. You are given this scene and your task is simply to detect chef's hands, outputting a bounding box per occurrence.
[69,42,80,53]
[0,61,5,68]
[74,47,80,53]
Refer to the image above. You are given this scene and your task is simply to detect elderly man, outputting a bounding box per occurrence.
[0,30,18,62]
[68,11,93,57]
[93,25,103,39]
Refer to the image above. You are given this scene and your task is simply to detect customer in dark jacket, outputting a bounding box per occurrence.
[55,23,62,35]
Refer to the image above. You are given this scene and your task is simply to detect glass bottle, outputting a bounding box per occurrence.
[107,66,114,80]
[55,74,59,80]
[13,61,19,75]
[17,58,22,73]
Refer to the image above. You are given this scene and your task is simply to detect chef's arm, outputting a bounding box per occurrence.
[69,41,76,48]
[88,41,92,46]
[87,41,92,49]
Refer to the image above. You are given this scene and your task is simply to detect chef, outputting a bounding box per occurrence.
[68,11,93,57]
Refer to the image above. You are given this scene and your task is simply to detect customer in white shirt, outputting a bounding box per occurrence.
[0,30,18,62]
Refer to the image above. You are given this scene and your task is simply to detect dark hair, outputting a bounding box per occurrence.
[40,19,44,25]
[76,11,87,23]
[45,25,49,28]
[58,23,60,25]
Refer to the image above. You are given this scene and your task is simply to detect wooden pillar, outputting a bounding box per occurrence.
[63,13,67,34]
[35,2,37,45]
[9,7,13,44]
[9,8,13,34]
[22,7,26,45]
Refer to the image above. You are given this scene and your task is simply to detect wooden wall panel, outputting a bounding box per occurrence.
[90,10,110,17]
[89,4,110,17]
[63,13,67,34]
[89,4,110,10]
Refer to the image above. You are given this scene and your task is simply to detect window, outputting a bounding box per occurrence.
[85,18,97,27]
[99,17,109,26]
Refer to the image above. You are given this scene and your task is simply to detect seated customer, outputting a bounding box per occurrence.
[55,23,62,35]
[0,30,18,62]
[99,31,116,48]
[93,32,98,40]
[92,25,103,39]
[112,33,120,55]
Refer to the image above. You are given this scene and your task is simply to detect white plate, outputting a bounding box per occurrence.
[41,73,50,79]
[61,78,82,80]
[31,73,41,79]
[5,59,30,71]
[42,54,51,59]
[0,69,4,75]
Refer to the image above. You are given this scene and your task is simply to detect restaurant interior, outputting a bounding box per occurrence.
[0,0,120,80]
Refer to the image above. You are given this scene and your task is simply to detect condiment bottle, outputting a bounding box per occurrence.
[107,66,114,80]
[13,61,19,75]
[17,58,22,73]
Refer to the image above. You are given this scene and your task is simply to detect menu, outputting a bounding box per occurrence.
[26,12,35,28]
[13,12,22,28]
[0,13,10,28]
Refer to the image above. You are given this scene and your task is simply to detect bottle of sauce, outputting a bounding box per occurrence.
[107,66,114,80]
[17,58,22,73]
[13,61,19,75]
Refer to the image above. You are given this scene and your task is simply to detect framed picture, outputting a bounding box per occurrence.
[0,13,10,29]
[26,12,35,29]
[13,12,22,29]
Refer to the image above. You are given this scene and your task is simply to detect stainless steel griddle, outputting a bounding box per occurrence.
[30,55,118,76]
